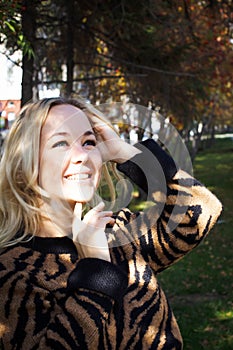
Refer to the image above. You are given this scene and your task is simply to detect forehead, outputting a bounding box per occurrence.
[41,104,92,139]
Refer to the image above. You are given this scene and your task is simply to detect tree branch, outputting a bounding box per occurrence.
[39,73,148,85]
[97,53,196,77]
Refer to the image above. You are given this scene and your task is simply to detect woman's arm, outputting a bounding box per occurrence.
[90,117,222,271]
[115,139,222,272]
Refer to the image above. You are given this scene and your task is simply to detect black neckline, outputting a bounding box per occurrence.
[24,235,78,255]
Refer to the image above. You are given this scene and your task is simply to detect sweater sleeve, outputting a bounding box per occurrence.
[116,139,222,272]
[0,252,127,349]
[117,138,177,195]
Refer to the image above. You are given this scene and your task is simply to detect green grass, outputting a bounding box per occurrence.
[157,137,233,350]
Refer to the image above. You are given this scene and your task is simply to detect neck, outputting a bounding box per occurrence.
[37,219,69,238]
[37,198,73,238]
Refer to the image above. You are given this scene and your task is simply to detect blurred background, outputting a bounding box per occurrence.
[0,1,232,349]
[1,1,233,148]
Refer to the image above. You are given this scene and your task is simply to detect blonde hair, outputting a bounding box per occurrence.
[0,97,120,248]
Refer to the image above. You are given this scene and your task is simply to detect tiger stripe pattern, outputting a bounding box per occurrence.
[0,166,222,349]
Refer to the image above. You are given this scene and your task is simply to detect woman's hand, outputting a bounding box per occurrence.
[72,202,114,262]
[91,116,141,163]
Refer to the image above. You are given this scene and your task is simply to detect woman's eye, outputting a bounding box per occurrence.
[83,139,96,147]
[52,140,69,148]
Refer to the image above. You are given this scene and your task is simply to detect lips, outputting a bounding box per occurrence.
[65,173,91,181]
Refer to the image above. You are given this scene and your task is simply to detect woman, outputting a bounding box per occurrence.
[0,97,222,349]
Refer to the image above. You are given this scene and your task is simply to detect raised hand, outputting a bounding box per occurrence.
[91,115,141,163]
[72,202,114,262]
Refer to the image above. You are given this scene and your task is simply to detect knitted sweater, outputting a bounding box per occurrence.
[0,139,222,350]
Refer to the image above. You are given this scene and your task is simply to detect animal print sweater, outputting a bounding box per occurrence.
[0,139,222,350]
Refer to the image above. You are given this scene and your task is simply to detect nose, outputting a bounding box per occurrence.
[70,143,88,164]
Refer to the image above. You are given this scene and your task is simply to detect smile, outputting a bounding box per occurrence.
[65,174,91,181]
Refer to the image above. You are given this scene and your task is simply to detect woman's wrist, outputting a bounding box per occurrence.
[74,241,111,262]
[112,143,141,164]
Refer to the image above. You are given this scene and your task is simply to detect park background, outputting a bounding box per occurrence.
[0,1,233,349]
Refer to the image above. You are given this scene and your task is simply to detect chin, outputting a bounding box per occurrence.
[66,186,95,205]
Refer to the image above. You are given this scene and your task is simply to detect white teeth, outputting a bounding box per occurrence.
[66,174,90,181]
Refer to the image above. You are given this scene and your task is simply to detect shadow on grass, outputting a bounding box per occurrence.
[171,296,233,350]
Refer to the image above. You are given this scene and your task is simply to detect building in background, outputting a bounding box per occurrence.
[0,47,22,138]
[0,47,59,141]
[0,49,22,99]
[0,99,21,129]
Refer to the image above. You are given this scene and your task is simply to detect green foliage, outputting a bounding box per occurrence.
[4,20,16,33]
[0,1,20,36]
[0,0,33,57]
[2,0,233,127]
[17,33,34,58]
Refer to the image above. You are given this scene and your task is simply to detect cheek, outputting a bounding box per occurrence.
[39,156,63,189]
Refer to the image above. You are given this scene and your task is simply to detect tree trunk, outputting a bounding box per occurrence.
[65,0,75,98]
[21,0,36,106]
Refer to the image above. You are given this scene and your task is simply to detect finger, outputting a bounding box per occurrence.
[91,116,111,130]
[93,216,115,229]
[73,202,82,220]
[108,217,115,226]
[98,210,113,217]
[83,209,113,224]
[92,201,105,212]
[82,202,105,222]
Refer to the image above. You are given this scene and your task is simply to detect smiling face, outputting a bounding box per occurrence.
[39,104,103,207]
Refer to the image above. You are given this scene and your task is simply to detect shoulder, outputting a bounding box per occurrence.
[0,243,35,275]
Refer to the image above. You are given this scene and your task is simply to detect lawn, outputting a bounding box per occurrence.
[157,137,233,349]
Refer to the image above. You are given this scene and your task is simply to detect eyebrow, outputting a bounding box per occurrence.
[48,130,95,140]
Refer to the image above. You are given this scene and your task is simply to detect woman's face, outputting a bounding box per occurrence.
[39,104,102,207]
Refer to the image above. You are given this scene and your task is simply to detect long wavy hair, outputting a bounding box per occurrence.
[0,97,120,248]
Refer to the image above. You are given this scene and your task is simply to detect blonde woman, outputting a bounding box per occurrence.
[0,97,221,349]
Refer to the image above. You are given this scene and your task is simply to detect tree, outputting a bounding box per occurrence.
[1,0,232,155]
[21,0,37,105]
[0,0,22,48]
